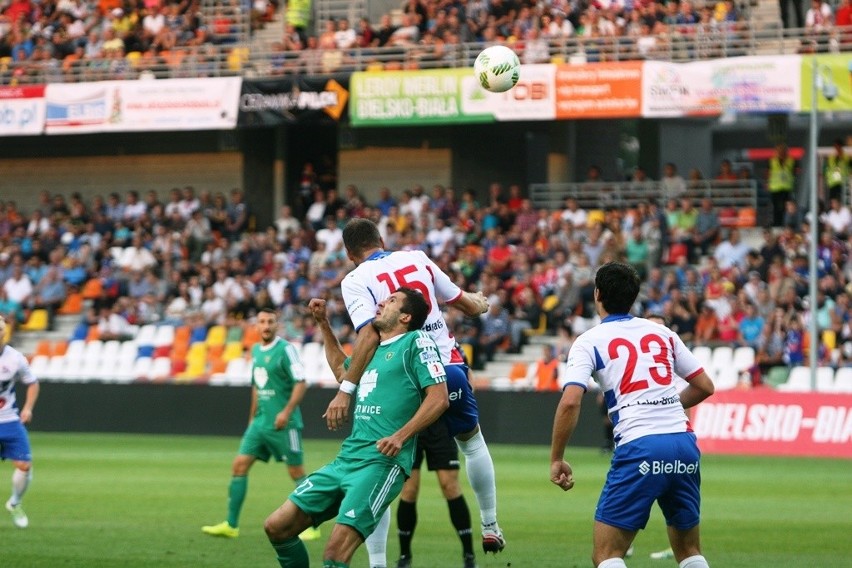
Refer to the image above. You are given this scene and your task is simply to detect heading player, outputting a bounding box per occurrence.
[550,262,715,568]
[326,218,505,562]
[263,289,449,568]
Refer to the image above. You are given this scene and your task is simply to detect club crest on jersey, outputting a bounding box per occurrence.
[386,352,394,360]
[264,356,271,364]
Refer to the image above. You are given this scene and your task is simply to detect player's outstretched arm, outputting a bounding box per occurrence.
[322,323,381,431]
[308,298,348,380]
[449,291,490,317]
[679,370,715,409]
[376,382,449,457]
[550,384,584,491]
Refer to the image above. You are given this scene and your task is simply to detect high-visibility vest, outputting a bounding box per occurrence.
[825,154,849,188]
[768,156,795,192]
[286,0,311,28]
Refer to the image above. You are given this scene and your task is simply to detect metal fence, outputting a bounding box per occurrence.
[528,180,759,211]
[0,25,847,85]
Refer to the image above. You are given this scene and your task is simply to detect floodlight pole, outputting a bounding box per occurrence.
[808,52,819,390]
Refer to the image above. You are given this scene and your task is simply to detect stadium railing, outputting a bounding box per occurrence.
[528,179,759,212]
[0,25,847,85]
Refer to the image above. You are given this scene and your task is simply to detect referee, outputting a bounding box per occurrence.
[394,419,477,568]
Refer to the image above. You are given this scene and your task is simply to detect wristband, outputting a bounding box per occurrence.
[339,380,357,395]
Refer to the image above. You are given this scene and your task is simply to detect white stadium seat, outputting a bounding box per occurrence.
[692,346,713,373]
[149,357,172,380]
[713,366,740,391]
[29,355,50,378]
[777,366,813,392]
[732,346,755,371]
[131,357,153,380]
[44,356,68,380]
[153,325,175,348]
[82,340,104,363]
[64,340,86,362]
[136,324,157,347]
[832,367,852,393]
[710,346,733,376]
[816,367,835,393]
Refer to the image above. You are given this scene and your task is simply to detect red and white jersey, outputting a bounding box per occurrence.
[0,345,37,424]
[342,250,464,365]
[564,315,704,446]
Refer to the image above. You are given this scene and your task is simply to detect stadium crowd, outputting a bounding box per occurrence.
[2,0,848,82]
[2,152,852,383]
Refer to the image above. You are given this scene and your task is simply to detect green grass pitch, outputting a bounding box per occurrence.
[4,433,851,567]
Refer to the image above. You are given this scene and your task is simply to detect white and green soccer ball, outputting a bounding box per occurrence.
[473,45,520,93]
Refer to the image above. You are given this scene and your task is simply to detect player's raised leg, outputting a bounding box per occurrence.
[445,365,503,554]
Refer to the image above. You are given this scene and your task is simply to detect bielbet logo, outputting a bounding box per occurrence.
[639,460,699,475]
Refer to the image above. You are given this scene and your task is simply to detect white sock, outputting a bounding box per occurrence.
[10,467,31,505]
[456,431,497,526]
[365,507,390,567]
[598,558,628,568]
[679,554,709,568]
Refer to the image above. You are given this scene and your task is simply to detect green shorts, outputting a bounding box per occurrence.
[237,420,304,466]
[289,457,405,539]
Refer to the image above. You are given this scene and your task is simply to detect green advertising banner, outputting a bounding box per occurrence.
[801,54,852,111]
[349,68,494,126]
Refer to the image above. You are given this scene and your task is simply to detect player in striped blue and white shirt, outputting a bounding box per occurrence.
[0,314,39,529]
[550,262,715,568]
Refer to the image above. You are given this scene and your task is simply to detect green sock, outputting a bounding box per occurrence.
[322,561,349,568]
[227,476,248,528]
[271,537,309,568]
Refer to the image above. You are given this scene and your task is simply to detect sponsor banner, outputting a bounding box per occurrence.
[238,75,350,126]
[801,54,852,111]
[45,77,241,134]
[461,64,556,121]
[350,68,492,126]
[555,61,642,119]
[692,390,852,458]
[643,56,801,117]
[0,85,45,135]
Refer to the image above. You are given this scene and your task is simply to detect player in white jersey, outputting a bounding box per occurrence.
[325,218,505,565]
[0,315,40,529]
[550,262,715,568]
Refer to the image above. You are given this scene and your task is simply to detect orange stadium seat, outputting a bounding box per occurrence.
[58,293,83,315]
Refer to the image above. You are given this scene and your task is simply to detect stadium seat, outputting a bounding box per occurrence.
[816,367,835,392]
[832,368,852,393]
[242,325,260,349]
[222,341,244,362]
[53,340,68,357]
[509,362,532,388]
[58,293,83,315]
[212,357,250,386]
[70,323,89,342]
[154,325,175,348]
[64,340,86,362]
[225,325,243,343]
[101,340,121,364]
[81,278,103,300]
[712,366,740,390]
[86,325,101,342]
[189,325,208,344]
[732,346,755,372]
[19,309,49,332]
[301,342,324,385]
[132,357,154,380]
[149,357,173,381]
[777,367,813,392]
[710,346,733,375]
[29,355,50,377]
[82,340,104,363]
[764,366,790,388]
[523,314,548,337]
[44,356,68,380]
[693,346,713,374]
[33,340,52,358]
[206,325,227,347]
[136,324,157,348]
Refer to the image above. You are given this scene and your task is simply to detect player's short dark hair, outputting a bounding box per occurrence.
[397,287,429,331]
[258,307,278,319]
[343,218,382,258]
[595,261,640,315]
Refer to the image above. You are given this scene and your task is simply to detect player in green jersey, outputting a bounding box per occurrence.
[202,308,320,541]
[263,288,450,568]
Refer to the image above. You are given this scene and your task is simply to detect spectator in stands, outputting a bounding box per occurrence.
[661,162,687,198]
[715,159,738,181]
[3,264,33,316]
[692,198,721,260]
[821,197,851,237]
[560,197,588,230]
[30,266,65,330]
[388,13,420,45]
[805,0,833,45]
[97,303,134,341]
[531,344,561,391]
[225,188,248,241]
[480,299,512,363]
[333,17,357,49]
[825,139,850,203]
[713,228,751,272]
[768,143,796,227]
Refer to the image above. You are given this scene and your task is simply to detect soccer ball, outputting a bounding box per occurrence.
[473,45,520,93]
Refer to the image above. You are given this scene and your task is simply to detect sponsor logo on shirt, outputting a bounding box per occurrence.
[416,337,434,349]
[422,319,445,333]
[638,460,699,475]
[419,350,440,364]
